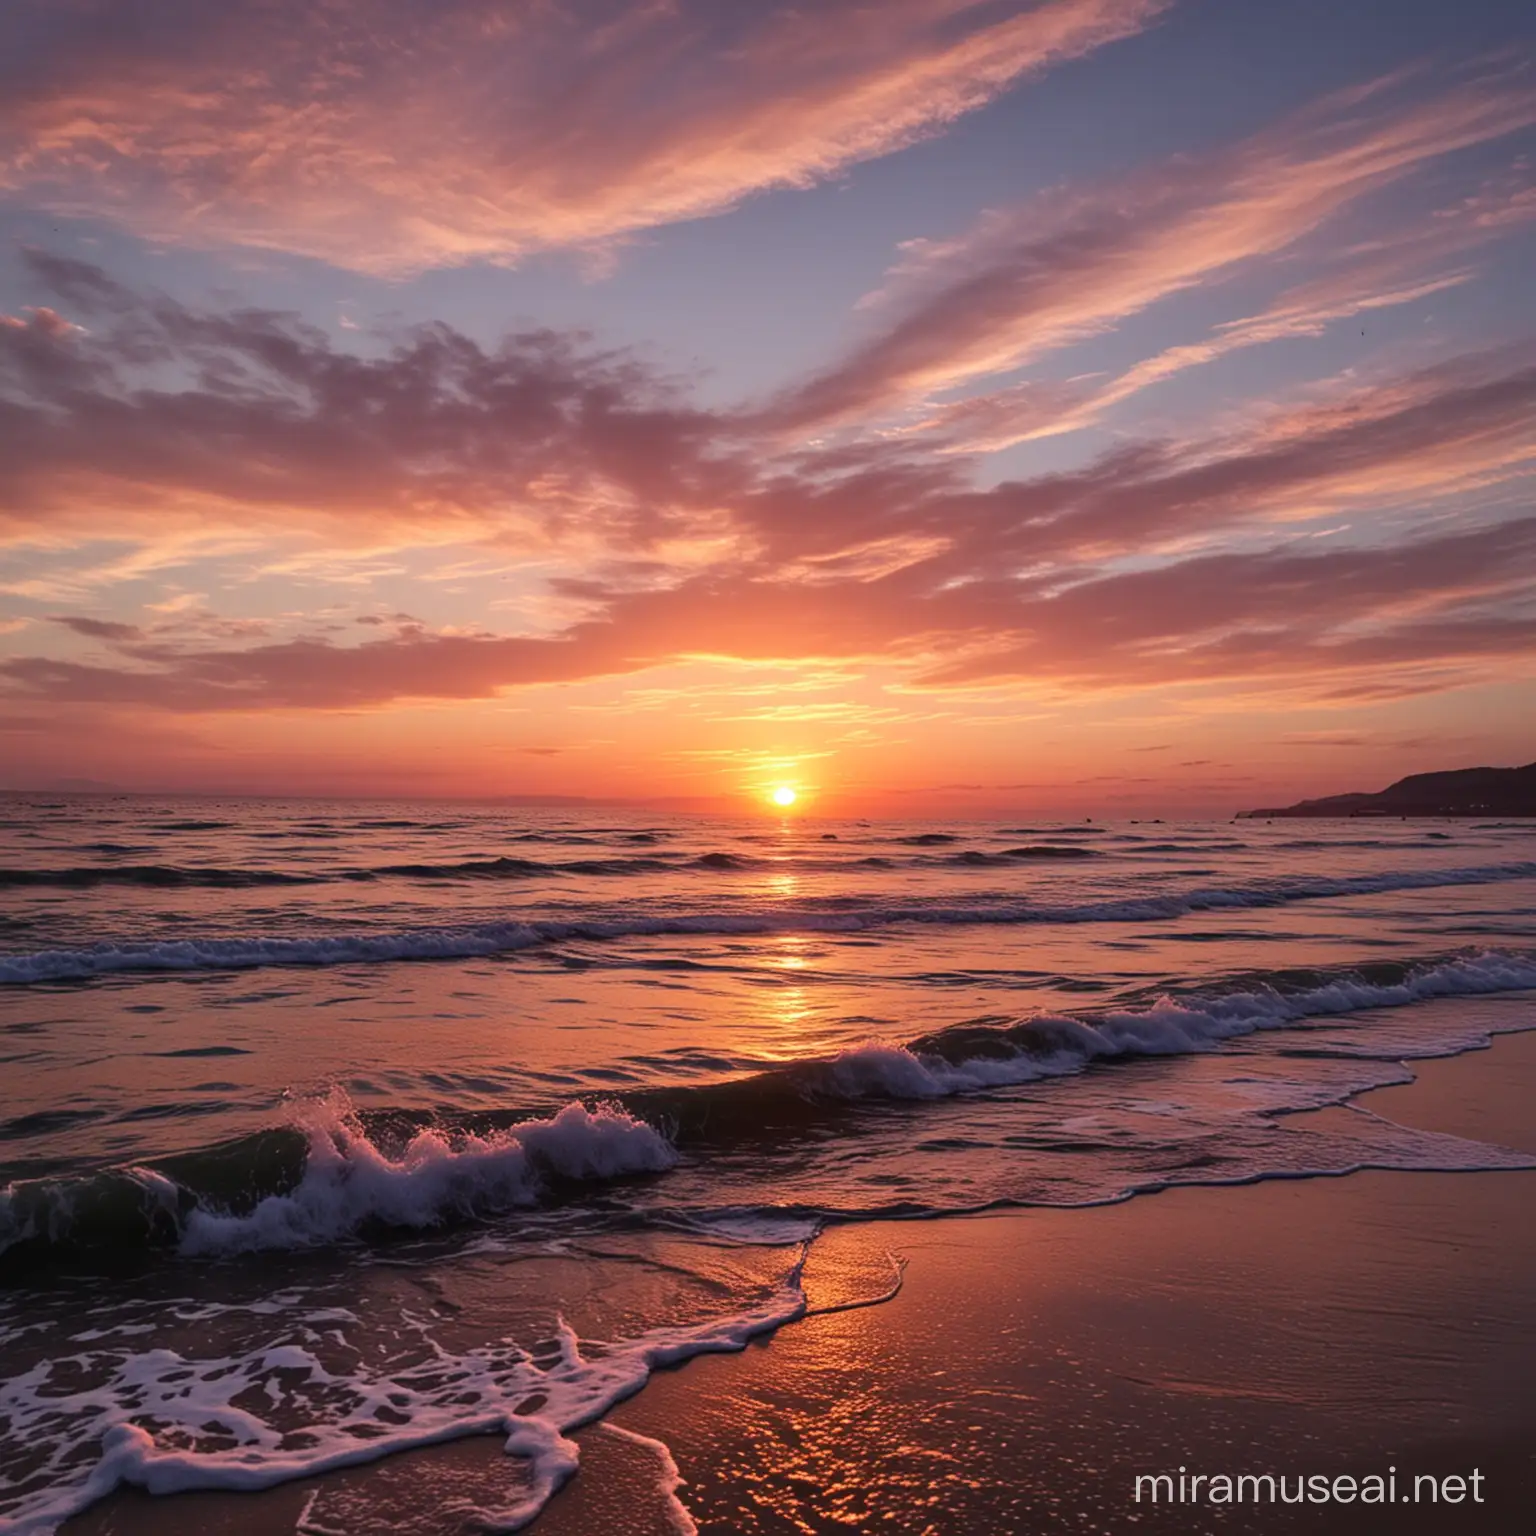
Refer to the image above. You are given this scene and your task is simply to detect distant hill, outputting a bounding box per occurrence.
[1240,761,1536,819]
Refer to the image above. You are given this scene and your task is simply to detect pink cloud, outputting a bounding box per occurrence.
[768,68,1536,430]
[0,251,743,548]
[0,0,1167,271]
[9,507,1534,711]
[3,260,1533,719]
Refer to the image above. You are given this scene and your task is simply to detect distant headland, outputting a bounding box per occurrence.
[1240,761,1536,819]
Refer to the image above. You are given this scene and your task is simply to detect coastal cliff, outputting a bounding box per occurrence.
[1241,762,1536,818]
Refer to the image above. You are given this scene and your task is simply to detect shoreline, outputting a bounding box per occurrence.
[61,1027,1536,1534]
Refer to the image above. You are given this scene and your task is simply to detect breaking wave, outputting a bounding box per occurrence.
[5,949,1532,1270]
[1,1100,675,1266]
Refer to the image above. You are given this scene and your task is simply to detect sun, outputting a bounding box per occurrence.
[770,785,798,808]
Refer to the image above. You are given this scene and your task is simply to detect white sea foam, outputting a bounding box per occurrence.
[3,861,1533,983]
[814,950,1536,1101]
[0,1250,814,1536]
[600,1424,699,1536]
[180,1096,676,1256]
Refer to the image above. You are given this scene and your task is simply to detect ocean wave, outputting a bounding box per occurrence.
[0,849,759,891]
[949,845,1099,865]
[1,1098,675,1265]
[630,949,1536,1127]
[5,861,1534,983]
[6,950,1533,1271]
[692,851,755,871]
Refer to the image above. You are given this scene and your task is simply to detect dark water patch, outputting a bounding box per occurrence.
[943,844,1099,866]
[626,1049,748,1074]
[0,1107,108,1142]
[998,826,1098,837]
[694,851,755,871]
[1277,837,1425,851]
[0,865,318,890]
[371,854,682,880]
[1151,929,1291,944]
[1001,844,1100,859]
[151,820,234,833]
[910,969,1009,986]
[1126,841,1229,853]
[894,833,960,845]
[561,857,676,876]
[116,1099,238,1124]
[146,1045,253,1059]
[0,1126,307,1272]
[497,829,672,846]
[503,832,605,845]
[630,956,733,973]
[372,856,551,881]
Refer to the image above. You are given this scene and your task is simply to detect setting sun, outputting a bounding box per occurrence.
[770,785,798,808]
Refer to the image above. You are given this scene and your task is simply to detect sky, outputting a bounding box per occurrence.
[0,0,1533,816]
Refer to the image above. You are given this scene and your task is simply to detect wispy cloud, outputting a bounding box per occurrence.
[767,67,1536,431]
[0,0,1167,271]
[9,488,1534,711]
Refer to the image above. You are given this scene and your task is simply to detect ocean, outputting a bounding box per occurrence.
[2,797,1534,1532]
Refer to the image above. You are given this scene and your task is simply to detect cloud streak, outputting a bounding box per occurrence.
[769,67,1536,430]
[7,372,1533,712]
[8,514,1533,711]
[0,0,1167,271]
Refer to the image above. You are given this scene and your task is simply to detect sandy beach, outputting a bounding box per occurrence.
[61,1022,1536,1535]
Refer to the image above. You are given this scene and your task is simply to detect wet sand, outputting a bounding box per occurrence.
[66,1026,1536,1534]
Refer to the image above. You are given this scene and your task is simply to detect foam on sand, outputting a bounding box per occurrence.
[598,1424,699,1536]
[0,1242,837,1535]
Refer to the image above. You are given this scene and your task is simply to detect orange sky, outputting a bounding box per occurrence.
[1,0,1533,814]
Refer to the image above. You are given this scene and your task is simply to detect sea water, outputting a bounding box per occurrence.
[1,798,1534,1530]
